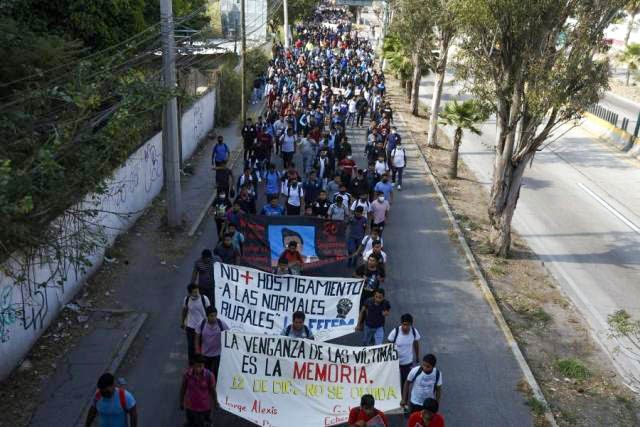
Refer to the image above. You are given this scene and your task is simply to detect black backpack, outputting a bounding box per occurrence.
[391,325,416,343]
[199,318,224,335]
[408,367,441,394]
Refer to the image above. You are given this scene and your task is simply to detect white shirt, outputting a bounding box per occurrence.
[281,134,296,153]
[283,182,304,207]
[348,99,357,113]
[360,235,383,253]
[362,248,387,263]
[351,199,371,214]
[408,367,442,405]
[374,160,389,176]
[391,147,406,168]
[387,326,421,365]
[184,295,211,329]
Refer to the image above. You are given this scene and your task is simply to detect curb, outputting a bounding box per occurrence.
[73,312,148,427]
[187,101,268,237]
[395,110,558,427]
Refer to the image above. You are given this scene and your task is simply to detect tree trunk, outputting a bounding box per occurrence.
[487,154,531,257]
[627,67,631,86]
[488,78,524,257]
[410,54,421,116]
[625,11,637,46]
[448,128,462,179]
[427,36,451,148]
[405,79,412,102]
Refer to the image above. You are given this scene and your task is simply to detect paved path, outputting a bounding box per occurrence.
[419,70,640,385]
[107,111,534,425]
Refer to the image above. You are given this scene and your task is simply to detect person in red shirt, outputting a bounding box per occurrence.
[348,394,389,427]
[280,240,304,274]
[407,398,445,427]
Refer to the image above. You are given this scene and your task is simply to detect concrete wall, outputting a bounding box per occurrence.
[181,89,216,161]
[0,89,216,380]
[581,112,635,151]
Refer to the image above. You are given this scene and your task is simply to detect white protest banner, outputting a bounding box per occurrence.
[214,263,363,341]
[218,332,401,427]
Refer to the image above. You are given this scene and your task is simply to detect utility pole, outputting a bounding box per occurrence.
[241,0,247,124]
[160,0,182,227]
[283,0,289,49]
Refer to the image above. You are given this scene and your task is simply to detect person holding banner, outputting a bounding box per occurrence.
[356,288,391,346]
[401,354,443,414]
[347,394,389,427]
[281,310,314,339]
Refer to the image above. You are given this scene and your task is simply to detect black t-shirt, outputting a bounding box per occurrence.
[364,297,391,328]
[216,169,232,188]
[313,199,331,218]
[356,264,385,291]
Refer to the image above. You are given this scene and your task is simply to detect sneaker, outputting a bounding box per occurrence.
[397,185,402,190]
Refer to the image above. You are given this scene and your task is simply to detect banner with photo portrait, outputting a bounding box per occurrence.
[214,263,363,341]
[238,215,348,275]
[218,332,401,427]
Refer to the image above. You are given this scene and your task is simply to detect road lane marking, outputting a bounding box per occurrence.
[577,182,640,234]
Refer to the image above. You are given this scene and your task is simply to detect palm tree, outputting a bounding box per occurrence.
[619,43,640,86]
[438,101,485,179]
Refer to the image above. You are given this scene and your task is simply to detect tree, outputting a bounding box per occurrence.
[425,0,457,148]
[454,0,625,256]
[391,0,435,116]
[607,309,640,387]
[383,33,430,101]
[625,0,640,46]
[438,100,485,179]
[619,43,640,86]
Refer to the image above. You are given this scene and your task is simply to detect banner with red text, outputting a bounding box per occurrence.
[214,263,363,341]
[217,332,401,427]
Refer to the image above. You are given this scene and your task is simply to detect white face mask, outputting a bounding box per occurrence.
[378,196,385,202]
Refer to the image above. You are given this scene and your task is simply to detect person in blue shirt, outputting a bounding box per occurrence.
[260,197,285,216]
[263,163,281,200]
[86,373,137,427]
[374,173,394,202]
[211,136,229,167]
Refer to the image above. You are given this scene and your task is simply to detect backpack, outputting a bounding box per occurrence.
[409,367,440,394]
[184,295,208,312]
[199,318,224,335]
[391,325,416,343]
[285,324,311,338]
[94,387,128,413]
[287,183,302,199]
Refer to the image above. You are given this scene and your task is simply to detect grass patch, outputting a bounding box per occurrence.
[526,397,547,417]
[474,238,493,255]
[555,358,590,380]
[489,264,507,276]
[529,308,552,324]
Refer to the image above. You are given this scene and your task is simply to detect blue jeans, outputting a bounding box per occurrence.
[363,324,384,346]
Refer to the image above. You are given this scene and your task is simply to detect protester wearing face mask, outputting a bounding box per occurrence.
[370,191,390,234]
[374,173,394,203]
[181,284,211,366]
[212,189,231,239]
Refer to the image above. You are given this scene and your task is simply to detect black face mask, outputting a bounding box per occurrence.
[101,390,114,398]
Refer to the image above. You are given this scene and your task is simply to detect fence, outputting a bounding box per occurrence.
[586,104,640,136]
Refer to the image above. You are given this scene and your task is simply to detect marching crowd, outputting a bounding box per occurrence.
[86,6,444,427]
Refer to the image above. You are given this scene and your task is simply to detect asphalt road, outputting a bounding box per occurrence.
[419,70,640,385]
[109,100,535,426]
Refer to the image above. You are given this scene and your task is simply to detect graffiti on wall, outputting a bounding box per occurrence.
[0,285,19,343]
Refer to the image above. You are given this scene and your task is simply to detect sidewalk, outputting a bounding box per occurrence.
[27,99,266,427]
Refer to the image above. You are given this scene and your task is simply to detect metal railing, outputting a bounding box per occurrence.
[586,104,640,141]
